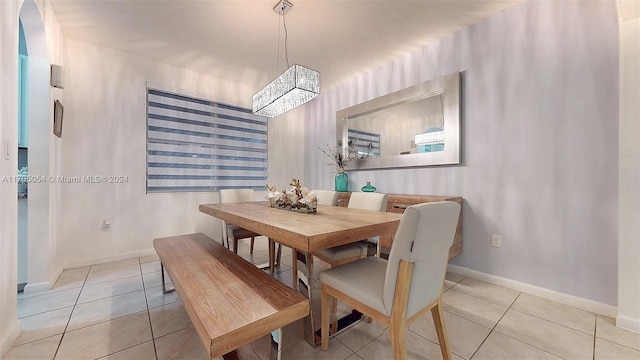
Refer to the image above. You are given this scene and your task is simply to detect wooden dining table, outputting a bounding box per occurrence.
[199,201,402,346]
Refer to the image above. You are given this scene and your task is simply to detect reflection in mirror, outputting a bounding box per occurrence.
[337,72,460,170]
[346,94,444,158]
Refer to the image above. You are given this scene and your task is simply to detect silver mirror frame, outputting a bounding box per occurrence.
[337,71,460,170]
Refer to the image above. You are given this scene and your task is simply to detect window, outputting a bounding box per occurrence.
[146,88,268,193]
[348,129,380,158]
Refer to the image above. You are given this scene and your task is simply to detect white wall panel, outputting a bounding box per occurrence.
[0,2,22,356]
[59,38,277,266]
[305,1,619,305]
[618,15,640,331]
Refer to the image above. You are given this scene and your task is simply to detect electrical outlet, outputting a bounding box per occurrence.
[491,234,502,248]
[102,219,111,231]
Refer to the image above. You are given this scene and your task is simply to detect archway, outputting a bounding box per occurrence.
[19,0,52,293]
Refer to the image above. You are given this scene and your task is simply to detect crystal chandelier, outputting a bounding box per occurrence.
[253,0,320,117]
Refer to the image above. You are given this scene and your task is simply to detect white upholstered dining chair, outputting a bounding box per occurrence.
[219,189,259,254]
[320,201,461,360]
[312,189,339,207]
[292,189,342,290]
[294,191,388,317]
[313,192,388,265]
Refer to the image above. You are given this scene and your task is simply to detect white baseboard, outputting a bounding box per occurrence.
[48,267,63,289]
[0,319,21,358]
[447,264,617,318]
[21,267,62,294]
[23,281,52,294]
[63,248,157,269]
[616,314,640,333]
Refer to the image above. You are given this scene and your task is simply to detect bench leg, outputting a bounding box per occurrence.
[160,262,175,294]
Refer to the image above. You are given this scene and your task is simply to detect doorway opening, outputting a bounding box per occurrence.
[17,19,28,293]
[18,0,52,295]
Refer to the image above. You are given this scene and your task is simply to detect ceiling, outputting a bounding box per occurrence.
[49,0,523,92]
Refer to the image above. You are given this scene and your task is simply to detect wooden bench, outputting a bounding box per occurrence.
[153,233,309,359]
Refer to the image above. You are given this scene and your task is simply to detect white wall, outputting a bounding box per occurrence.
[25,54,50,288]
[59,38,299,268]
[0,0,23,356]
[268,105,306,188]
[618,16,640,332]
[18,0,65,293]
[1,0,65,353]
[37,0,65,290]
[305,0,619,306]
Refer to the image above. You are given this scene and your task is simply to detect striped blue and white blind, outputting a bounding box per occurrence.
[146,88,268,193]
[348,129,380,158]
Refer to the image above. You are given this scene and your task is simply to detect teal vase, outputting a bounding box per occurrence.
[335,168,348,192]
[361,181,376,192]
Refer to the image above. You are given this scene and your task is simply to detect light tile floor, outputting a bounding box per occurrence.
[5,237,640,360]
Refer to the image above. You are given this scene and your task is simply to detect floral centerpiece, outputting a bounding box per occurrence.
[266,179,318,213]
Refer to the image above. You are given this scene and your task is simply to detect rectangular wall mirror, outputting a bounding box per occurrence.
[337,71,461,170]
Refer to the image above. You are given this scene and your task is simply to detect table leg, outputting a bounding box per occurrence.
[296,251,366,347]
[300,252,321,347]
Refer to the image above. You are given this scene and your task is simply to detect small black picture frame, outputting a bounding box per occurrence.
[53,100,63,138]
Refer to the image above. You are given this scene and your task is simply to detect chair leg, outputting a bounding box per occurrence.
[250,237,255,254]
[276,242,282,266]
[321,285,332,351]
[233,238,238,254]
[268,238,275,273]
[431,298,452,360]
[291,249,298,289]
[329,296,339,336]
[389,318,407,360]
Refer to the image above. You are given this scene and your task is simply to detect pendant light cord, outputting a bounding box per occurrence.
[275,4,290,75]
[283,11,290,68]
[276,15,281,75]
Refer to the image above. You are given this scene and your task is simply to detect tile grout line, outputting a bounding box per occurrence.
[407,328,467,359]
[51,266,91,359]
[446,283,600,338]
[91,259,156,359]
[82,259,155,360]
[506,306,596,337]
[468,292,521,360]
[596,336,640,353]
[349,331,386,357]
[445,285,514,308]
[83,265,145,287]
[474,292,571,360]
[139,257,160,360]
[80,272,142,289]
[592,316,597,360]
